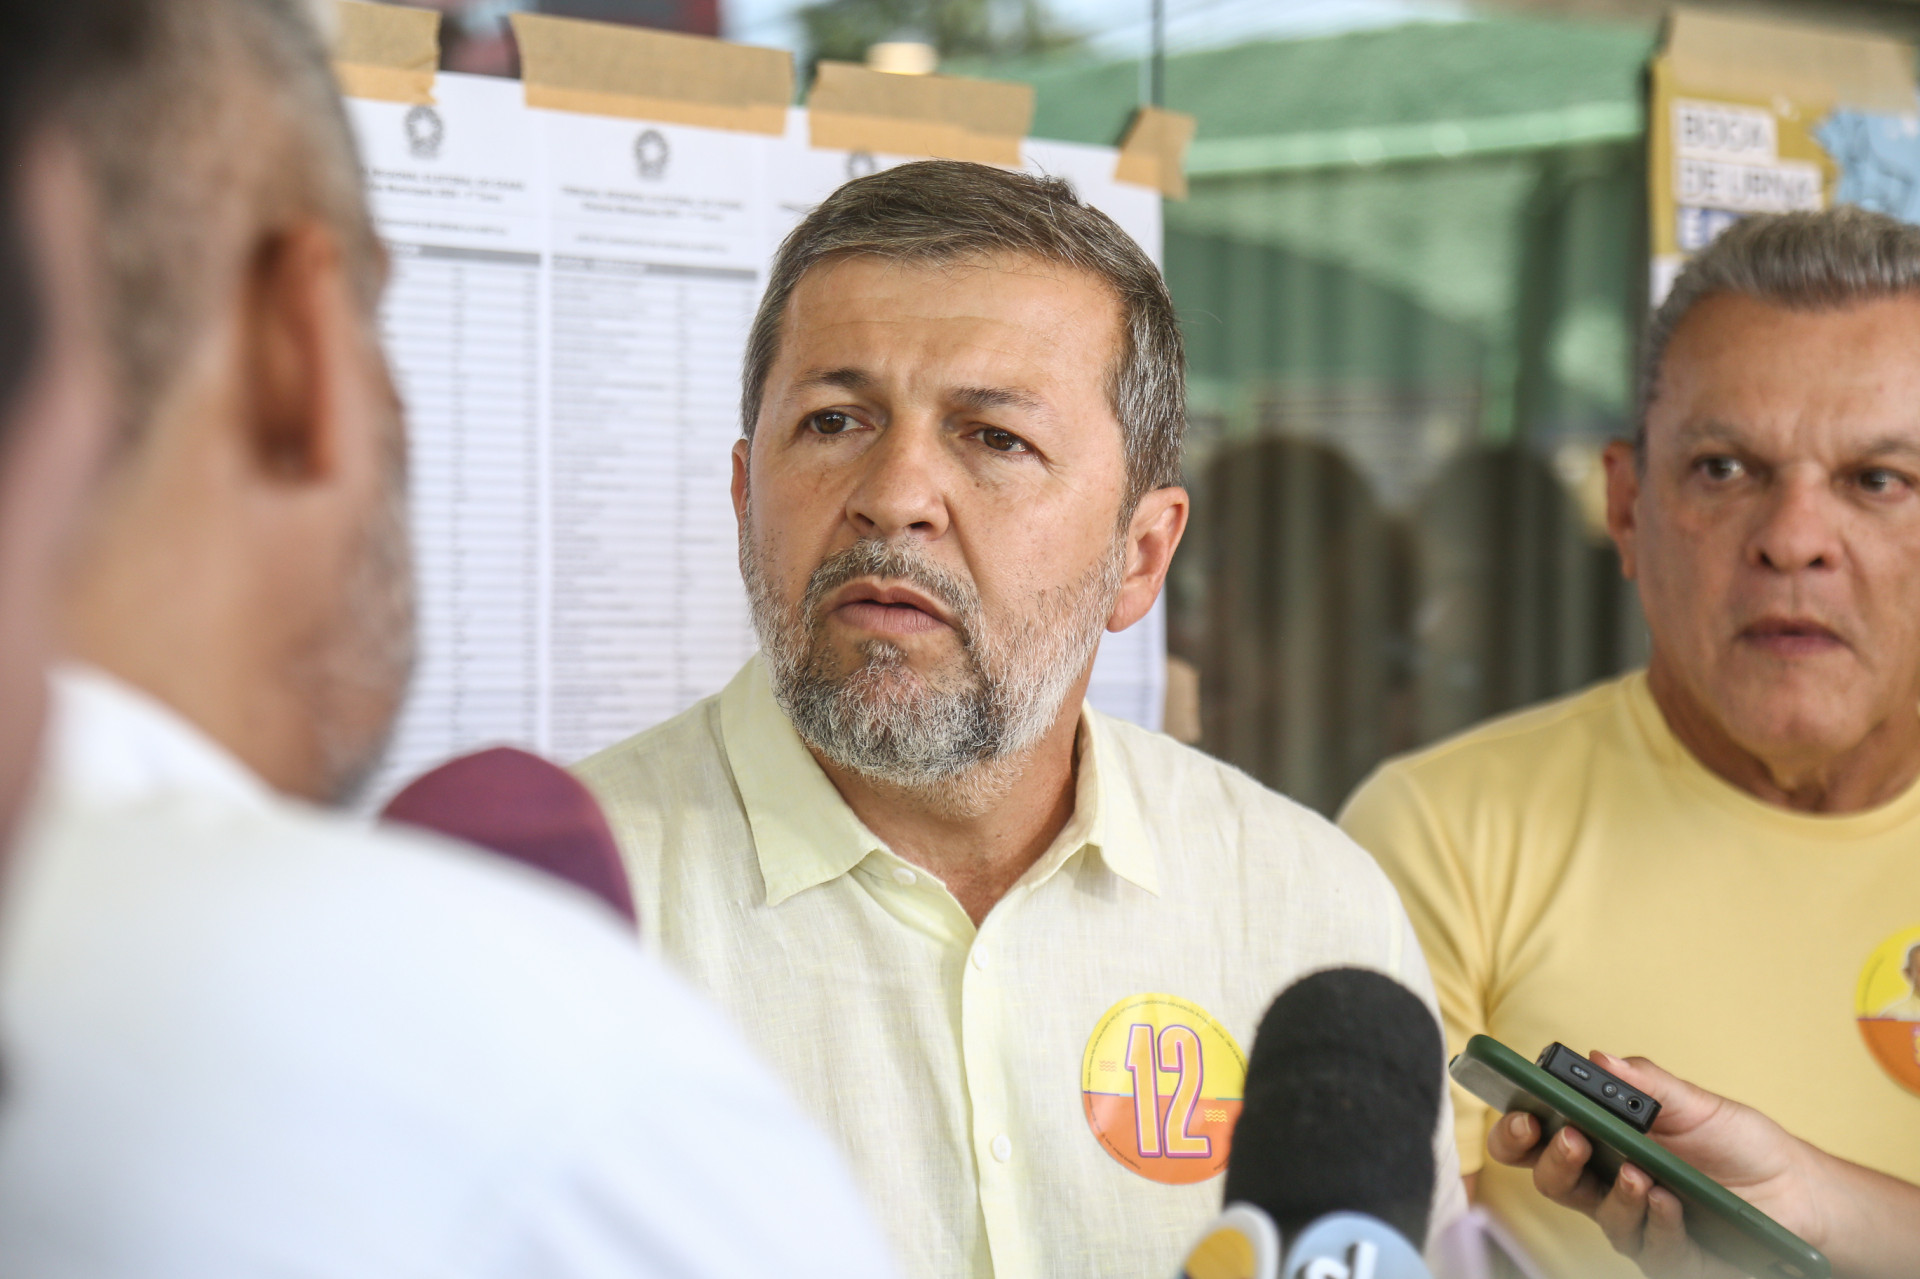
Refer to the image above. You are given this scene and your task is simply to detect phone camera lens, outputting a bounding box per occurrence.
[1602,1083,1619,1098]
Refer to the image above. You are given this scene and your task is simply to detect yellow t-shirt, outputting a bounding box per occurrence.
[1340,670,1920,1279]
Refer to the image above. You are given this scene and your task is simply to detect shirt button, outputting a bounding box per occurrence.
[991,1134,1012,1163]
[891,866,916,886]
[971,945,989,971]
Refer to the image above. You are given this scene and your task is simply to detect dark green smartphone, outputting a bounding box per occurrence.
[1449,1035,1828,1279]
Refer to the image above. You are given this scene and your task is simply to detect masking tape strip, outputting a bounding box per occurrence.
[334,62,435,106]
[1663,6,1916,114]
[331,0,439,105]
[1114,106,1196,199]
[510,11,792,136]
[806,62,1034,167]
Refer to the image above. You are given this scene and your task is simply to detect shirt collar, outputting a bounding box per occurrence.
[1074,710,1158,896]
[720,656,1158,905]
[40,662,274,814]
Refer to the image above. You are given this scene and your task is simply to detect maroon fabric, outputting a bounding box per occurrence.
[381,747,637,929]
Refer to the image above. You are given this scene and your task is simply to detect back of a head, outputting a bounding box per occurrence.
[743,159,1186,510]
[66,0,378,444]
[0,0,150,430]
[0,0,153,845]
[1641,207,1920,429]
[1223,967,1444,1245]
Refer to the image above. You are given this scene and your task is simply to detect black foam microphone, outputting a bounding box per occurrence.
[1224,967,1446,1249]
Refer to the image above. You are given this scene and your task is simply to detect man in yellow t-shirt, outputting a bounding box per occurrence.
[1341,207,1920,1279]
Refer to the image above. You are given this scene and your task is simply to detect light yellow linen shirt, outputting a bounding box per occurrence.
[576,657,1466,1279]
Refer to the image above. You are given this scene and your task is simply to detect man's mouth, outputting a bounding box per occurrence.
[825,580,956,637]
[1738,616,1847,657]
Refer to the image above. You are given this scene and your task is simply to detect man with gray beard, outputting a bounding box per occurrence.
[576,159,1467,1278]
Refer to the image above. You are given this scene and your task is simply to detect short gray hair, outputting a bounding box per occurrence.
[742,160,1185,510]
[1640,207,1920,457]
[67,0,378,445]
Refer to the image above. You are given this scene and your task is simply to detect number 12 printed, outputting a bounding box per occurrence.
[1124,1022,1210,1158]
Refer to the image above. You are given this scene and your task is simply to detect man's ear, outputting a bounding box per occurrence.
[1107,485,1188,633]
[731,436,750,529]
[240,220,351,484]
[1602,438,1640,581]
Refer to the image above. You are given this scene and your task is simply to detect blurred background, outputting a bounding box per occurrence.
[387,0,1920,814]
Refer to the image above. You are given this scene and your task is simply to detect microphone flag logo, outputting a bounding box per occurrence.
[1177,1203,1280,1279]
[1082,992,1245,1184]
[1280,1213,1429,1279]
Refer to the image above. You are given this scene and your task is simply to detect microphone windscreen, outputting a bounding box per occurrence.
[381,747,637,929]
[1223,967,1444,1246]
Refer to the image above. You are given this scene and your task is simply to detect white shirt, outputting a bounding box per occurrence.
[577,657,1467,1279]
[0,665,898,1279]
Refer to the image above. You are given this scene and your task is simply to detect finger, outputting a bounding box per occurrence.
[1531,1124,1606,1215]
[1637,1185,1730,1279]
[1592,1163,1653,1258]
[1487,1111,1545,1168]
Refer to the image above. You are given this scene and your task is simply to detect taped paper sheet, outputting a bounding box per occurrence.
[347,73,1166,800]
[511,12,791,135]
[807,62,1034,167]
[331,0,439,105]
[1648,7,1918,302]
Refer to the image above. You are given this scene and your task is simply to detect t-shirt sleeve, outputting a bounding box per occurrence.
[1382,903,1470,1248]
[1340,763,1495,1176]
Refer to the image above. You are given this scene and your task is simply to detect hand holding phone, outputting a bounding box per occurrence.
[1490,1109,1755,1279]
[1451,1037,1827,1279]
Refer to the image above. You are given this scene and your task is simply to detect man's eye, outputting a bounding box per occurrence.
[1697,456,1744,482]
[806,411,854,436]
[1858,467,1911,496]
[977,427,1029,454]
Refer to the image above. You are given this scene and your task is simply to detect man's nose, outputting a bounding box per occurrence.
[844,420,950,541]
[1748,470,1842,574]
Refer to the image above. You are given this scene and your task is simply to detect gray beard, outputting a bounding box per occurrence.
[743,526,1121,806]
[298,440,418,809]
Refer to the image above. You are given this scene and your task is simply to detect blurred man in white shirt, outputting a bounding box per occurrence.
[0,3,897,1276]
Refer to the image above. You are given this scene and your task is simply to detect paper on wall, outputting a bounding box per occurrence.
[1647,8,1918,304]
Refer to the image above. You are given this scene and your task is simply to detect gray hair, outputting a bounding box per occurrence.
[66,0,378,445]
[742,159,1186,511]
[1639,207,1920,459]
